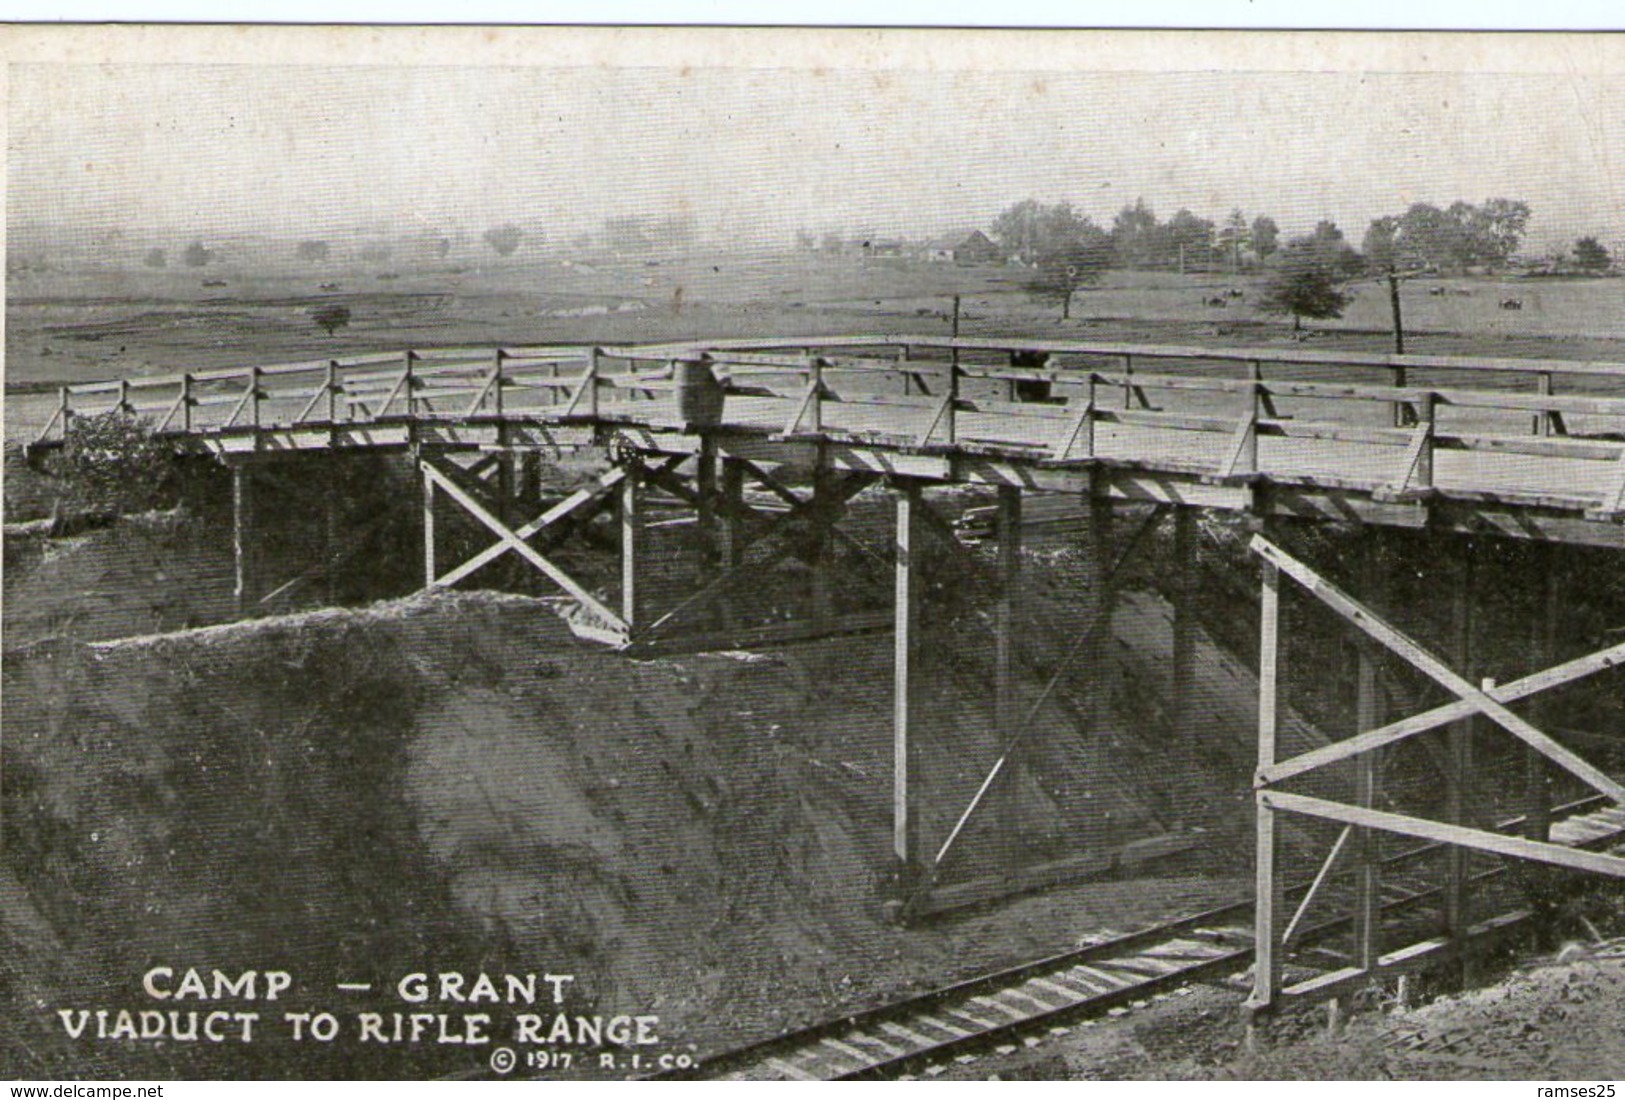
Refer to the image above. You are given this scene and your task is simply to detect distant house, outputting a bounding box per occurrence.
[923,229,1002,265]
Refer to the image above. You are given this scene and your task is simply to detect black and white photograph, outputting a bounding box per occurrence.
[7,22,1625,1084]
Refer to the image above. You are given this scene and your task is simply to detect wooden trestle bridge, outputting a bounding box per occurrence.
[29,333,1625,1019]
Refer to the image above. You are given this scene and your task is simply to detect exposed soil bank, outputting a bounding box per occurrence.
[2,591,1254,1079]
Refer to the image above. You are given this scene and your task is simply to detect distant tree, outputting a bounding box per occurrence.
[1163,209,1217,271]
[142,247,167,269]
[990,199,1046,266]
[1257,236,1352,332]
[1250,215,1280,261]
[310,304,352,336]
[1381,199,1530,272]
[1574,236,1612,275]
[483,224,524,257]
[296,239,331,262]
[1110,198,1161,269]
[990,201,1112,320]
[1471,198,1531,267]
[182,241,212,267]
[1308,220,1365,278]
[1362,215,1401,270]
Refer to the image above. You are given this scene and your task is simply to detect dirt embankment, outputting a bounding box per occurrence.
[2,587,1271,1080]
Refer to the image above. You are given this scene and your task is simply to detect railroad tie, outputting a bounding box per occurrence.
[1001,985,1062,1012]
[843,1030,905,1058]
[944,1005,1001,1030]
[1102,955,1183,978]
[764,1056,821,1081]
[970,993,1030,1021]
[912,1013,973,1039]
[876,1020,938,1049]
[1027,976,1089,1004]
[1068,964,1134,990]
[819,1036,877,1069]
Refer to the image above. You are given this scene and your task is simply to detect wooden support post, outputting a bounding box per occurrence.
[1247,555,1283,1015]
[719,458,745,631]
[496,450,516,532]
[1086,484,1114,734]
[422,457,436,587]
[1353,537,1384,972]
[995,484,1023,864]
[1535,372,1553,437]
[1172,508,1197,771]
[493,349,507,417]
[621,461,641,634]
[1526,547,1558,843]
[232,464,255,616]
[248,367,262,438]
[696,439,720,589]
[809,466,834,626]
[806,356,823,435]
[894,480,923,868]
[1446,540,1475,953]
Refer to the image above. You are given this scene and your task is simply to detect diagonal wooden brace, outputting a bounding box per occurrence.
[1051,396,1095,461]
[1261,640,1625,786]
[434,456,682,588]
[633,471,877,642]
[1252,535,1625,804]
[704,459,890,576]
[423,458,625,629]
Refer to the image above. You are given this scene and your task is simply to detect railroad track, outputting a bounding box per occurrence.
[653,796,1625,1081]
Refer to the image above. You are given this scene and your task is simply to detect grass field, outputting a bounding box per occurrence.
[8,247,1625,424]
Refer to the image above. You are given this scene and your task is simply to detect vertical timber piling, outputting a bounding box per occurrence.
[894,480,923,870]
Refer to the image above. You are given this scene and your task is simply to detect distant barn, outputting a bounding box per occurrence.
[923,229,1002,265]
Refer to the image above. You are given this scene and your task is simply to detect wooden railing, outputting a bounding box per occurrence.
[33,335,1625,519]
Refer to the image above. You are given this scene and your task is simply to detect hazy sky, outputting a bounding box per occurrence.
[10,62,1625,251]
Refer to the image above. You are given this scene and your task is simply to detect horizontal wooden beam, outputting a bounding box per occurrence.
[625,609,893,657]
[1262,790,1625,880]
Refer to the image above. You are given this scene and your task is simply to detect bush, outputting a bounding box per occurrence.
[54,410,178,517]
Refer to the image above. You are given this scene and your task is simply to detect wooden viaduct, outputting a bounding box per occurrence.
[30,332,1625,1020]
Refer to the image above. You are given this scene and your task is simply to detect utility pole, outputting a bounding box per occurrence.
[1387,266,1406,355]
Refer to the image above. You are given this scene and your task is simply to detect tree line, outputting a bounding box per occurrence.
[988,196,1614,325]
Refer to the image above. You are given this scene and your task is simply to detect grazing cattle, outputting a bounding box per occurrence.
[1428,286,1448,296]
[1226,287,1245,298]
[1453,288,1472,297]
[1500,298,1523,311]
[319,282,341,291]
[1204,296,1227,308]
